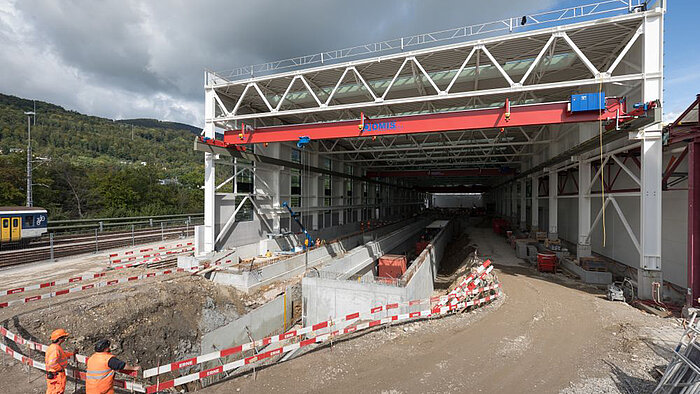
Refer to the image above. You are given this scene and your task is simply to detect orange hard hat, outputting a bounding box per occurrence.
[50,329,69,341]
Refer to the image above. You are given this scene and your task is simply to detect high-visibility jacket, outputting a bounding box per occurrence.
[45,343,72,394]
[86,352,116,394]
[45,343,70,372]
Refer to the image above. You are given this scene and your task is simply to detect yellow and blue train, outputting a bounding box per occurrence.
[0,206,48,245]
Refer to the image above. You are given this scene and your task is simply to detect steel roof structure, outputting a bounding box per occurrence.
[204,0,654,189]
[197,0,668,303]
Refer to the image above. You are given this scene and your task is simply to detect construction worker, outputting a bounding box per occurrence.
[86,339,139,394]
[45,329,74,394]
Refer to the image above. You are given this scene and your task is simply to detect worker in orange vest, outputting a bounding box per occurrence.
[45,328,74,394]
[86,339,139,394]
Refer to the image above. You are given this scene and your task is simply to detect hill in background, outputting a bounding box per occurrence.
[116,118,201,135]
[0,93,206,219]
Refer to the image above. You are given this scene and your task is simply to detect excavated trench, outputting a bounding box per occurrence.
[2,275,251,370]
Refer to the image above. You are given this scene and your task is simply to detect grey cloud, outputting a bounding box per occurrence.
[1,0,558,126]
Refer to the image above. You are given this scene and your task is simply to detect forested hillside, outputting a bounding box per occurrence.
[0,93,204,219]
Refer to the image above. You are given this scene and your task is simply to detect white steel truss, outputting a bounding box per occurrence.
[210,0,646,82]
[207,7,651,130]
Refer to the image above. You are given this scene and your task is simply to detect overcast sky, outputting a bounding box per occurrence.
[0,0,695,126]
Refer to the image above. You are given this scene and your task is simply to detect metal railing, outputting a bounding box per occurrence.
[48,213,203,233]
[0,214,203,266]
[210,0,644,83]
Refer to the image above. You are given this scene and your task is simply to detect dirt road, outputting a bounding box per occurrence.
[201,226,680,394]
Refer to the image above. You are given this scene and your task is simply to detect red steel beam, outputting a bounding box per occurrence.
[689,138,700,307]
[224,99,628,145]
[414,185,489,193]
[365,168,513,178]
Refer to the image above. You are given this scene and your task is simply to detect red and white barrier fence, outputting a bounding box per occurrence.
[110,246,194,269]
[143,281,501,378]
[440,260,494,308]
[0,266,201,309]
[0,342,144,392]
[108,242,193,261]
[0,325,144,379]
[146,290,501,393]
[0,246,194,299]
[0,273,108,298]
[110,248,194,270]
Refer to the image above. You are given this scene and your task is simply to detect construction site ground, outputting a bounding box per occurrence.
[0,237,265,394]
[199,224,683,394]
[0,223,685,393]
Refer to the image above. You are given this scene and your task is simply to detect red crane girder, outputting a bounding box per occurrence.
[366,168,514,178]
[223,99,629,145]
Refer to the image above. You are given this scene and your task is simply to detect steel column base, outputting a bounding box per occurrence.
[577,243,592,259]
[638,269,663,301]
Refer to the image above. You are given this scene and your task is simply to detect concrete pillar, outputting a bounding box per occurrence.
[520,178,527,231]
[636,7,664,301]
[505,186,510,218]
[498,188,503,215]
[500,187,504,216]
[531,176,539,230]
[511,183,517,224]
[548,169,558,240]
[577,160,592,258]
[202,86,216,255]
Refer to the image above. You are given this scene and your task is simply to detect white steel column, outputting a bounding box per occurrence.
[577,160,592,258]
[636,5,664,300]
[548,169,558,240]
[201,85,216,255]
[520,178,527,230]
[638,135,663,299]
[531,176,539,230]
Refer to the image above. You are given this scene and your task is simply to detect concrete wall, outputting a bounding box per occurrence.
[211,218,420,293]
[321,219,428,279]
[432,193,484,208]
[200,293,292,355]
[302,219,454,326]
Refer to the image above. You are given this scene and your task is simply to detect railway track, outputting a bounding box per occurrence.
[29,225,195,248]
[0,227,193,268]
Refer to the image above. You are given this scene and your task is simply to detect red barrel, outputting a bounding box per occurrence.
[537,252,557,273]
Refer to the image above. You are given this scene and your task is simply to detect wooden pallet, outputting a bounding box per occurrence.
[583,267,608,273]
